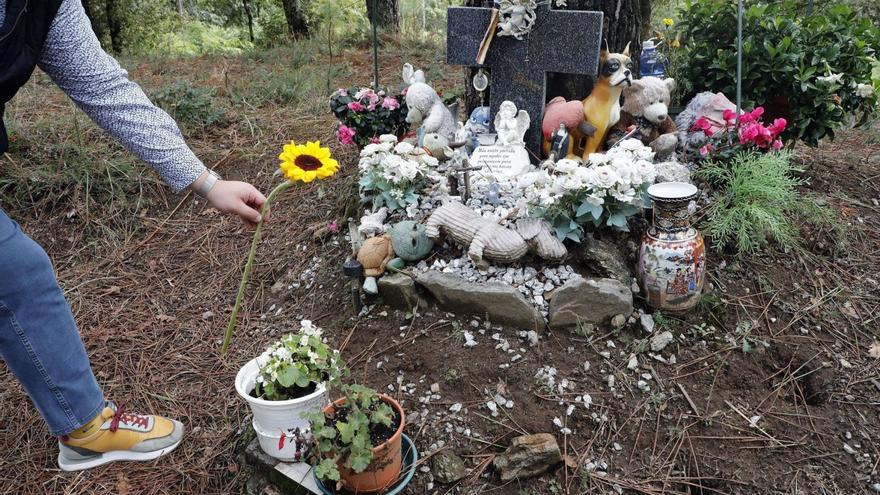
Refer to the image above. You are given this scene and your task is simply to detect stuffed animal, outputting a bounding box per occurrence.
[608,76,678,159]
[541,97,594,159]
[405,82,458,141]
[423,133,458,161]
[570,43,635,159]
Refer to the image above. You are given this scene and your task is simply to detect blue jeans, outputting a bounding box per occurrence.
[0,208,105,436]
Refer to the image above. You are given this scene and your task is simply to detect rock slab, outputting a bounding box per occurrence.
[493,433,562,482]
[548,278,633,331]
[574,238,633,284]
[416,272,544,330]
[431,450,468,484]
[378,273,421,310]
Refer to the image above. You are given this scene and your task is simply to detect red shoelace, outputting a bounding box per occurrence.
[109,403,149,432]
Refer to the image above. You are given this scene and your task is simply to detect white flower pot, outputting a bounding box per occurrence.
[235,358,329,461]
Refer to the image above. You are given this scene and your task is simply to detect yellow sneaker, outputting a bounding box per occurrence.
[58,402,184,471]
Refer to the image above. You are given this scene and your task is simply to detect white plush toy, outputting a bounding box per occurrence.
[402,64,458,142]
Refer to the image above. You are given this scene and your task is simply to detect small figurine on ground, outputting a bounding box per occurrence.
[357,235,395,295]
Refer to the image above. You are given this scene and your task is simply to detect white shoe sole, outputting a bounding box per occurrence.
[57,439,182,472]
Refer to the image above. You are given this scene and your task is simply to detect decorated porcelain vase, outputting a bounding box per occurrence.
[638,182,706,313]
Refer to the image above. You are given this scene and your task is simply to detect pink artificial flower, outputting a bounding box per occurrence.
[367,102,378,111]
[739,122,760,144]
[336,88,348,97]
[772,139,784,151]
[692,117,714,136]
[768,118,787,138]
[699,144,715,156]
[337,124,356,146]
[354,88,374,100]
[370,136,381,144]
[381,97,400,110]
[347,101,365,112]
[751,107,765,119]
[328,220,340,233]
[753,125,773,148]
[722,109,737,123]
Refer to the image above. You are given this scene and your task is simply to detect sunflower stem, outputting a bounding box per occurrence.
[221,180,295,355]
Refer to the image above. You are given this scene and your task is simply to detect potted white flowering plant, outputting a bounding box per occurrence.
[517,139,665,241]
[235,320,349,461]
[358,137,442,216]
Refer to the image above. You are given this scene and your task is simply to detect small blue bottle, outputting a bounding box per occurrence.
[639,39,666,79]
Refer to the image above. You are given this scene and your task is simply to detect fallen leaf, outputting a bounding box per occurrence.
[563,454,579,469]
[156,314,176,322]
[116,473,131,495]
[869,342,880,359]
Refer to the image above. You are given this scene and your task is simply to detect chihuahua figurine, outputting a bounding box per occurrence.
[569,42,635,159]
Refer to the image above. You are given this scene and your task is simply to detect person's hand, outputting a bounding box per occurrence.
[205,180,268,228]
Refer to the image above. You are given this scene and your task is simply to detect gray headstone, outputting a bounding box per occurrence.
[447,5,604,160]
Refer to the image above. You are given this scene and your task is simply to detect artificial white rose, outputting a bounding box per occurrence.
[588,153,611,166]
[618,139,644,152]
[593,165,620,190]
[554,159,581,174]
[394,142,415,154]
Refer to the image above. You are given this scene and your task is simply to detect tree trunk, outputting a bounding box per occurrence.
[280,0,309,37]
[462,0,651,112]
[243,0,255,42]
[104,0,122,53]
[80,0,105,43]
[366,0,400,33]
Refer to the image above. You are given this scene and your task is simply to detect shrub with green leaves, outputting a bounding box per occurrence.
[307,384,399,482]
[679,0,879,146]
[151,80,225,130]
[696,151,811,253]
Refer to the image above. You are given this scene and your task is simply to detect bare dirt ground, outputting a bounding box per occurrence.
[0,41,878,495]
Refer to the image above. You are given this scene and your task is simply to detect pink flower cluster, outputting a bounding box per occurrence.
[692,106,787,156]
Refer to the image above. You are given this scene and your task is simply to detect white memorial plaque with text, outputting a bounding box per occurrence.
[470,145,533,177]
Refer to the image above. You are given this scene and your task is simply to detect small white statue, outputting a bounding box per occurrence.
[494,101,530,147]
[358,207,388,238]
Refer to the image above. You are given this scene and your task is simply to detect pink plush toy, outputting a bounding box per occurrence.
[542,97,589,157]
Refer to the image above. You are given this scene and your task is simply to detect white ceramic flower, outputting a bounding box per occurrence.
[588,153,611,166]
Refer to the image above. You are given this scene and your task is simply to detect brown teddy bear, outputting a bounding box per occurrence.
[608,77,678,159]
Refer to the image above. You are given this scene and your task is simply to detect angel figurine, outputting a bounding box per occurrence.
[497,0,538,40]
[494,101,530,147]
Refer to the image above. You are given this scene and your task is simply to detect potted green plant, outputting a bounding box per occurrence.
[235,320,348,461]
[308,384,406,493]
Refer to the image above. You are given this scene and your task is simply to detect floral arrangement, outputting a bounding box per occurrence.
[306,384,397,482]
[253,320,348,401]
[517,139,659,241]
[222,141,339,354]
[358,138,442,215]
[330,87,409,148]
[689,106,788,162]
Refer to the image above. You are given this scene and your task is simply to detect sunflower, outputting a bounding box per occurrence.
[278,141,339,183]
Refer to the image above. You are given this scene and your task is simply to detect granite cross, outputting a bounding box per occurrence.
[447,4,604,160]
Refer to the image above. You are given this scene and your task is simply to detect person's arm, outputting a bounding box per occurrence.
[37,0,265,226]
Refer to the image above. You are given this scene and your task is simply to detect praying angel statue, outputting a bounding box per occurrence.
[494,101,531,147]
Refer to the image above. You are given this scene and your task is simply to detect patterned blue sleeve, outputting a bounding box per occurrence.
[37,0,207,193]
